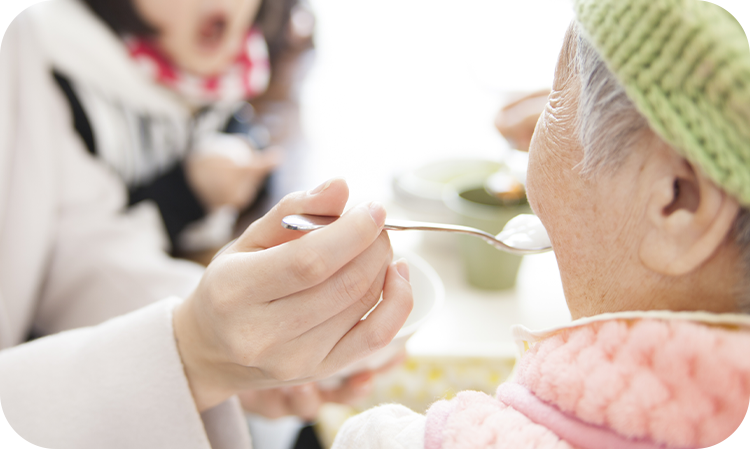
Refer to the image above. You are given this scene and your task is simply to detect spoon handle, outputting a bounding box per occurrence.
[385,219,530,253]
[283,214,495,238]
[383,219,498,240]
[281,214,537,254]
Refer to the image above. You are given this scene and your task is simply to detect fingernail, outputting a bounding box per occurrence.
[308,179,333,195]
[395,258,410,281]
[368,201,386,227]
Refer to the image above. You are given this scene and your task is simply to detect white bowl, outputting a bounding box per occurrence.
[392,159,502,251]
[392,158,503,218]
[318,250,444,388]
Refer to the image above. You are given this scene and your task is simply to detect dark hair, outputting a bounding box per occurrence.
[82,0,156,36]
[254,0,299,63]
[82,0,303,62]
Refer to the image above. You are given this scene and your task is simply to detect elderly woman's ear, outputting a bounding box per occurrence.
[638,136,740,277]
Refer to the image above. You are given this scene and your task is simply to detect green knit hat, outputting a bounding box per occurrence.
[574,0,750,205]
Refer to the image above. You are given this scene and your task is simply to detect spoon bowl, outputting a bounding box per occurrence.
[281,213,552,255]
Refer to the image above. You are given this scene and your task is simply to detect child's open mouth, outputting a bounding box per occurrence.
[197,14,228,50]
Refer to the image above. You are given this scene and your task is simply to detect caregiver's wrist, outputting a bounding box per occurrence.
[173,295,235,412]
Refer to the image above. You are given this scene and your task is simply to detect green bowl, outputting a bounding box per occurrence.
[443,173,531,290]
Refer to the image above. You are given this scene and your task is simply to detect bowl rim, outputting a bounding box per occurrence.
[393,249,445,339]
[442,172,531,221]
[392,159,503,206]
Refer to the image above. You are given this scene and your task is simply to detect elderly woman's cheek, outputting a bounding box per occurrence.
[525,168,541,216]
[525,157,555,228]
[525,124,549,217]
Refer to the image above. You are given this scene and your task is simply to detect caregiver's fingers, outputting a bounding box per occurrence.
[230,178,349,252]
[270,249,392,366]
[236,201,388,300]
[237,389,286,418]
[238,387,316,420]
[318,260,413,376]
[286,384,324,422]
[268,232,392,329]
[320,372,374,406]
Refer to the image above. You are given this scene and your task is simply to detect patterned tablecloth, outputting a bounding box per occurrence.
[316,355,517,448]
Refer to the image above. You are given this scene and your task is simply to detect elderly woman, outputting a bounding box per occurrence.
[332,0,750,448]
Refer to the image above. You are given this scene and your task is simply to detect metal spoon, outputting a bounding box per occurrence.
[282,213,552,255]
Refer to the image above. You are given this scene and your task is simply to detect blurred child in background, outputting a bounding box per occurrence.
[45,0,282,254]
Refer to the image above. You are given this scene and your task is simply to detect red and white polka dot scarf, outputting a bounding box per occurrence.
[126,29,270,105]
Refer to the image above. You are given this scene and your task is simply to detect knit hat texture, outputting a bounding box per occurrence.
[574,0,750,205]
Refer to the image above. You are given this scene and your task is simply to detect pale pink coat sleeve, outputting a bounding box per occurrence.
[0,10,249,449]
[0,298,251,449]
[32,122,205,336]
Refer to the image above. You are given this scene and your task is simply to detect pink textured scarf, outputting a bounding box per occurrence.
[126,29,270,105]
[515,318,750,447]
[426,316,750,449]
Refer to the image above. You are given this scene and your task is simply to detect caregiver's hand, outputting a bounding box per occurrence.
[173,178,414,412]
[238,349,407,420]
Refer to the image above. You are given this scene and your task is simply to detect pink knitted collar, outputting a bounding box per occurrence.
[513,316,750,448]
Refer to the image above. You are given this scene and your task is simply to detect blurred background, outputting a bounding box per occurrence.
[231,4,575,444]
[298,0,572,203]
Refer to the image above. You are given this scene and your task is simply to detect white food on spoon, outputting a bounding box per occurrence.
[495,214,552,251]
